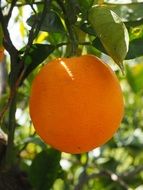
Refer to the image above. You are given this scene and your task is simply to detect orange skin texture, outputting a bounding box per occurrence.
[29,55,124,154]
[0,47,4,62]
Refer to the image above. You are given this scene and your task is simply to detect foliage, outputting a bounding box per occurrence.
[0,0,143,189]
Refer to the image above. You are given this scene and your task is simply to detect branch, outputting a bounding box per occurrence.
[15,1,44,7]
[0,3,18,57]
[6,0,17,24]
[4,94,17,168]
[17,0,51,86]
[74,169,130,190]
[123,165,143,178]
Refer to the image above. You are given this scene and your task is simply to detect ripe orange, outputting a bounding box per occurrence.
[29,55,124,154]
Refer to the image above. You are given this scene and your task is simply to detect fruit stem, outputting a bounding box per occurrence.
[56,0,78,57]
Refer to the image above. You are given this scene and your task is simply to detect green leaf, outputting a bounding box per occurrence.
[92,37,106,53]
[29,149,61,190]
[21,44,55,80]
[126,63,143,93]
[78,0,94,16]
[27,10,65,33]
[88,5,129,70]
[106,2,143,27]
[126,38,143,60]
[93,37,143,60]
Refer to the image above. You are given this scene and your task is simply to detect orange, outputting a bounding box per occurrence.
[29,55,124,154]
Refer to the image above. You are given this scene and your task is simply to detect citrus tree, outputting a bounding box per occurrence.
[0,0,143,189]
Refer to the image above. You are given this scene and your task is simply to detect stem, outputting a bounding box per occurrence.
[56,0,77,57]
[0,1,19,168]
[5,90,17,168]
[0,0,52,122]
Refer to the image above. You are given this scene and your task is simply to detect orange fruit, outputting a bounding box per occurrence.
[29,55,124,154]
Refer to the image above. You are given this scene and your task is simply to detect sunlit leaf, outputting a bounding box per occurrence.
[19,22,25,38]
[34,32,48,43]
[88,5,129,70]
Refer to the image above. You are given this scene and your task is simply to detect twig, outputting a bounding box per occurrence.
[0,0,18,122]
[14,1,44,7]
[0,92,13,121]
[6,0,17,24]
[21,0,51,63]
[18,0,51,84]
[29,1,37,14]
[0,4,17,56]
[0,0,51,122]
[123,165,143,178]
[74,169,130,190]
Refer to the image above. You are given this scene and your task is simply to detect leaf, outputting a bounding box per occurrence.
[19,22,25,38]
[21,44,55,80]
[93,37,143,60]
[27,10,65,33]
[78,0,94,16]
[106,2,143,27]
[92,37,106,53]
[23,136,47,149]
[88,5,129,70]
[29,149,61,190]
[34,32,48,43]
[126,38,143,60]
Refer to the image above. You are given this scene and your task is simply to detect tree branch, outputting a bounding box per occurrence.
[74,169,130,190]
[6,0,17,24]
[123,165,143,178]
[17,0,51,85]
[0,2,18,56]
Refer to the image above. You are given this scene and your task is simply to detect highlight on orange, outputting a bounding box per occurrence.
[29,55,124,154]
